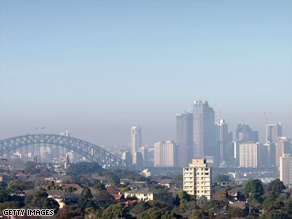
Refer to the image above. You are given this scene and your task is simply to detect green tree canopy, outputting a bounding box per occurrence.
[7,179,34,193]
[213,175,230,183]
[94,190,115,209]
[24,189,59,212]
[66,162,103,175]
[267,179,285,194]
[120,186,131,195]
[54,205,83,219]
[78,187,95,209]
[93,182,106,191]
[102,203,132,219]
[242,179,264,203]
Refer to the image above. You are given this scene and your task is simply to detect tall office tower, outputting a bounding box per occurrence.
[131,126,142,155]
[239,143,259,168]
[215,119,232,165]
[266,122,282,143]
[280,154,292,185]
[275,137,291,167]
[154,141,178,167]
[176,112,193,167]
[236,124,258,142]
[132,152,143,168]
[264,143,276,167]
[139,147,148,167]
[183,159,212,200]
[122,152,132,167]
[192,101,216,159]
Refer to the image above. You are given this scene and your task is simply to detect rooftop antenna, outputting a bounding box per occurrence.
[264,112,268,124]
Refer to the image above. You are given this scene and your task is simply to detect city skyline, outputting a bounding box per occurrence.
[1,1,291,147]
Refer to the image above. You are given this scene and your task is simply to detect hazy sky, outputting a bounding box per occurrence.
[1,0,291,147]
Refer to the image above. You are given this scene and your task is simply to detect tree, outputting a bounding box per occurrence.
[137,207,180,219]
[130,201,151,216]
[0,188,10,202]
[7,179,34,193]
[242,179,264,203]
[78,187,95,209]
[227,207,247,218]
[66,162,103,175]
[157,188,171,203]
[55,205,83,219]
[24,189,59,212]
[267,179,285,194]
[46,181,62,190]
[93,182,106,191]
[64,186,77,192]
[213,175,230,184]
[197,196,209,209]
[94,190,115,209]
[102,203,132,219]
[177,190,191,201]
[121,186,131,195]
[188,209,215,219]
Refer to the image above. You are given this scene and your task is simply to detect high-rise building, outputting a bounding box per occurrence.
[139,147,148,167]
[154,141,178,167]
[266,122,282,143]
[183,159,212,200]
[192,101,215,159]
[236,124,258,142]
[276,137,291,167]
[280,154,292,185]
[176,112,193,167]
[122,152,132,167]
[239,143,259,168]
[131,126,142,155]
[215,119,232,165]
[132,152,143,168]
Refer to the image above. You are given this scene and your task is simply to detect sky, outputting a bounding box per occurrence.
[0,0,291,147]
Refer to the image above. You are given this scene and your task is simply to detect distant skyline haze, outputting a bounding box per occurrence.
[0,1,291,147]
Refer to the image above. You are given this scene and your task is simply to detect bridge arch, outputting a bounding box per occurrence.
[0,134,125,168]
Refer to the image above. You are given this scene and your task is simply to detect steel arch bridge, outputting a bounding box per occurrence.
[0,134,125,168]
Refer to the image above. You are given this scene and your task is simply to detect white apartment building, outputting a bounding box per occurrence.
[154,141,178,167]
[183,159,211,200]
[239,143,259,168]
[280,154,292,185]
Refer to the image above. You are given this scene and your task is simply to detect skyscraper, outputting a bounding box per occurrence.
[215,119,232,165]
[280,154,292,185]
[236,124,258,142]
[266,122,282,143]
[239,143,259,168]
[154,141,178,167]
[176,113,193,167]
[131,126,142,155]
[192,101,215,159]
[275,137,291,167]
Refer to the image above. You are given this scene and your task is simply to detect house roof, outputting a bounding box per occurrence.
[15,173,29,177]
[106,186,120,194]
[229,201,248,209]
[125,188,168,195]
[112,194,123,200]
[56,184,82,190]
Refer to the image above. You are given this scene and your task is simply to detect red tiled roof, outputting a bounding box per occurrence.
[15,173,29,177]
[123,200,140,207]
[106,186,120,194]
[57,184,82,190]
[229,201,248,209]
[112,194,123,200]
